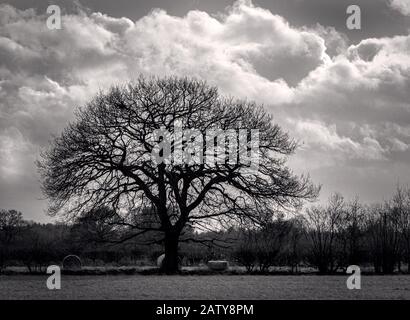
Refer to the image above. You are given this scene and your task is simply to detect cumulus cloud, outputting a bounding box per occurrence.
[0,127,35,178]
[389,0,410,16]
[291,119,387,161]
[0,0,410,218]
[284,34,410,161]
[0,0,328,179]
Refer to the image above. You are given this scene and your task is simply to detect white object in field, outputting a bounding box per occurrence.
[62,255,82,270]
[207,260,229,271]
[157,254,165,268]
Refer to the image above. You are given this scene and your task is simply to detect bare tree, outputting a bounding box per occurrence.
[234,230,258,273]
[282,216,305,273]
[304,193,345,274]
[254,219,293,272]
[337,198,366,268]
[391,185,410,273]
[365,202,401,274]
[0,209,24,271]
[70,207,123,244]
[234,218,292,273]
[38,76,317,273]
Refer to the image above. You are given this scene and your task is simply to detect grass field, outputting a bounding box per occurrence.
[1,275,409,299]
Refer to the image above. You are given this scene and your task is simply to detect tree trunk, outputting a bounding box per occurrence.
[161,231,180,274]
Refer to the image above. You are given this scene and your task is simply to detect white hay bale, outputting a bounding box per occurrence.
[157,254,165,268]
[207,260,229,271]
[62,255,82,270]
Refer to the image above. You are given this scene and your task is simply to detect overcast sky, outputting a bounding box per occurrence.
[0,0,409,222]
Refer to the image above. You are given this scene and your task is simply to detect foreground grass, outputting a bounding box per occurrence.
[0,275,409,299]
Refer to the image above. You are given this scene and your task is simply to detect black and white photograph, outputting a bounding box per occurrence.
[0,0,410,315]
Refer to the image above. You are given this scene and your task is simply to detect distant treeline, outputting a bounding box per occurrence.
[1,186,410,274]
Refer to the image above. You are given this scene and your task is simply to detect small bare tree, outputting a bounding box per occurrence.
[391,185,410,273]
[0,209,24,271]
[283,216,305,273]
[337,198,366,268]
[254,219,292,272]
[234,218,292,273]
[365,202,401,274]
[304,193,345,274]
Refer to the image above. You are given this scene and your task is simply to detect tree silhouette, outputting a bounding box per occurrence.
[0,209,24,270]
[38,76,317,273]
